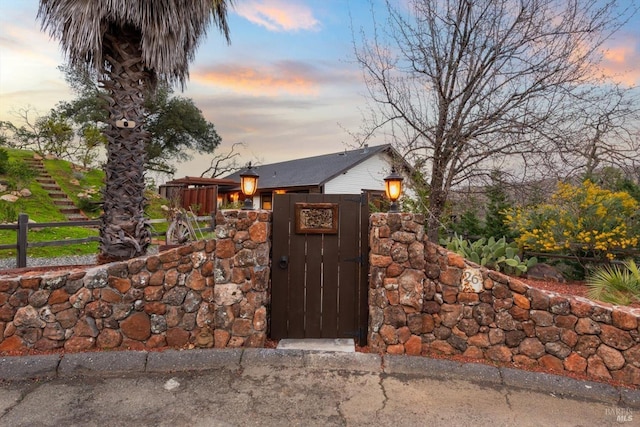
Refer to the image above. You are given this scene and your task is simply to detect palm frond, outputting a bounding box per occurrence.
[624,260,640,281]
[587,261,640,305]
[38,0,233,86]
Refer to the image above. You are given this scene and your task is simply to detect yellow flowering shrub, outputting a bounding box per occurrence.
[506,180,639,261]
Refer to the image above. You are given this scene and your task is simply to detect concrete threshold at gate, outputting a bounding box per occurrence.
[276,338,356,353]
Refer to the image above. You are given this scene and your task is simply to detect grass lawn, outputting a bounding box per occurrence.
[0,149,178,260]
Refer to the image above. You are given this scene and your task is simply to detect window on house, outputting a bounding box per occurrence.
[261,194,273,210]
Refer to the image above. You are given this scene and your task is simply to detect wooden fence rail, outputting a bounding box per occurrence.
[0,213,214,269]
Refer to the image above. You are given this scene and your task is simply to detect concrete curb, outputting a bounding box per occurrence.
[59,351,147,377]
[0,354,60,381]
[499,366,621,405]
[147,348,242,373]
[383,354,503,385]
[1,349,638,408]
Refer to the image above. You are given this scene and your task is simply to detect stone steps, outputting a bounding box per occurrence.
[25,156,88,221]
[48,191,67,198]
[36,178,57,185]
[40,183,62,191]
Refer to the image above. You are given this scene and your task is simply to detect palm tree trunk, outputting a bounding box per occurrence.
[98,26,152,262]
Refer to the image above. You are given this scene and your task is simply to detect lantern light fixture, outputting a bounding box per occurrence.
[384,166,403,213]
[240,162,259,210]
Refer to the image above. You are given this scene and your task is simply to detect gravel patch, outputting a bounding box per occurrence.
[0,254,98,270]
[0,246,159,271]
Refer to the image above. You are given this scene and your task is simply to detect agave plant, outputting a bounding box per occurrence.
[587,260,640,305]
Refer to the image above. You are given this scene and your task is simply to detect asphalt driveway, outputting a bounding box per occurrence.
[0,349,637,426]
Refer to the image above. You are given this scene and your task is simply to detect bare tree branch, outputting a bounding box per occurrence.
[200,142,246,178]
[352,0,638,241]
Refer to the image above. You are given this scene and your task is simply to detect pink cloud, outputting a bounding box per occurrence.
[234,0,320,32]
[600,36,640,86]
[191,61,326,96]
[190,60,361,97]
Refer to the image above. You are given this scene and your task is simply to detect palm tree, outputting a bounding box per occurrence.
[38,0,232,262]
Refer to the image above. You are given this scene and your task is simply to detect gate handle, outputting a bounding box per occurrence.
[279,256,289,269]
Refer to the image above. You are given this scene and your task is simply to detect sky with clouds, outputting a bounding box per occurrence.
[1,1,639,180]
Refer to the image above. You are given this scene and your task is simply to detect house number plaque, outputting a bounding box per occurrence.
[460,267,483,293]
[295,203,339,234]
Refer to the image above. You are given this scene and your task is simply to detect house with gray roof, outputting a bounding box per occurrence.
[221,144,411,210]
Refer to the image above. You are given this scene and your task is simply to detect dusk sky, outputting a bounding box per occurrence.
[1,1,639,180]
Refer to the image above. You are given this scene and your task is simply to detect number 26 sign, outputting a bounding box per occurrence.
[460,268,483,293]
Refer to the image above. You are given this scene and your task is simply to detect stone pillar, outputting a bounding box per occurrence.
[368,212,426,355]
[214,210,271,347]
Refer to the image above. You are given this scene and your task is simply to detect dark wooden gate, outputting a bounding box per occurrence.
[271,194,369,345]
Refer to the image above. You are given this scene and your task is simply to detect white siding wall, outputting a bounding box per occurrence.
[324,152,416,200]
[324,153,391,194]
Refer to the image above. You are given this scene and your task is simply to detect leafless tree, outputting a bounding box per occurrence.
[352,0,637,241]
[1,107,51,153]
[200,142,245,178]
[542,83,639,180]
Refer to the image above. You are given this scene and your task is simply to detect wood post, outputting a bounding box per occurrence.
[17,213,28,268]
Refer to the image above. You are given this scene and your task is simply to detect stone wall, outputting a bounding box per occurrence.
[368,213,640,386]
[0,210,271,352]
[3,209,640,386]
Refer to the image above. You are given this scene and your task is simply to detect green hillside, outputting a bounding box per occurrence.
[0,148,169,259]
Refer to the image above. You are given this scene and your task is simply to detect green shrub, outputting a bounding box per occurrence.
[483,170,515,240]
[441,234,537,276]
[0,201,17,223]
[0,148,9,175]
[586,260,640,305]
[220,201,243,210]
[6,160,36,190]
[77,197,102,214]
[449,209,484,239]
